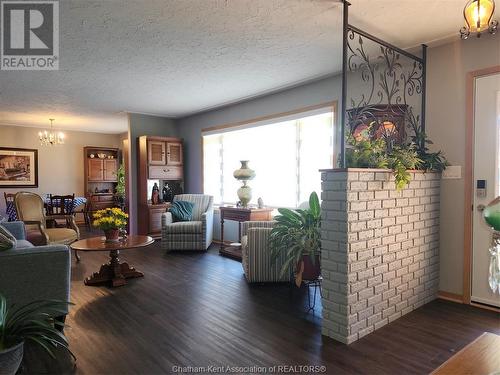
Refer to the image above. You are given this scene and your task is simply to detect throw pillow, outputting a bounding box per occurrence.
[170,200,195,222]
[0,225,17,251]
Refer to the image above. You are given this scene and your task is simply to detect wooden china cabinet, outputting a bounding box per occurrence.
[137,136,184,238]
[84,146,120,213]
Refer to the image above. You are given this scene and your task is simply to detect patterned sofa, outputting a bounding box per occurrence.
[241,221,293,283]
[161,194,214,251]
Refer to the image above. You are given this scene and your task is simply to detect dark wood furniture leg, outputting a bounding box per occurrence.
[220,216,224,252]
[84,249,143,287]
[74,250,81,262]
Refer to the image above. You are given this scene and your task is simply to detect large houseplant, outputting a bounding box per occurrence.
[269,192,321,287]
[0,294,73,375]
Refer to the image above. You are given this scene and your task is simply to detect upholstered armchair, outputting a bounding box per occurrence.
[15,192,80,259]
[241,221,293,283]
[161,194,213,251]
[0,221,71,317]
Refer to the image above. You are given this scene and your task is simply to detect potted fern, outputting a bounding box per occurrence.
[0,294,73,375]
[269,192,321,287]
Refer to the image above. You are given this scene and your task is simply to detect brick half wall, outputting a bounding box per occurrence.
[320,169,440,344]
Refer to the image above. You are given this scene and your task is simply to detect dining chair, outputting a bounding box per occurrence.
[15,192,81,261]
[47,194,75,227]
[3,193,16,221]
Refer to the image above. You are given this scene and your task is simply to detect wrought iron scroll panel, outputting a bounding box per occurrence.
[341,23,426,165]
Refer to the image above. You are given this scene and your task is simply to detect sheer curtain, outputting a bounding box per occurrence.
[203,109,334,208]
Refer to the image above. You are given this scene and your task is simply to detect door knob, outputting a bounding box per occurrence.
[477,204,486,212]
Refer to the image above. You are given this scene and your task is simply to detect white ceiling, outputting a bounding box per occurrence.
[0,0,484,134]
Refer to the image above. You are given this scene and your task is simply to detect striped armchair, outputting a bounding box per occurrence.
[161,194,214,251]
[241,221,293,283]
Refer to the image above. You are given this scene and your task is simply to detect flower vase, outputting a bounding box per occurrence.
[104,228,120,242]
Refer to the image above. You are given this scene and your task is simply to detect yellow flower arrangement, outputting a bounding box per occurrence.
[92,207,128,231]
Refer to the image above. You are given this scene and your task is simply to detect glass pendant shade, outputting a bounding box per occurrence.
[460,0,498,38]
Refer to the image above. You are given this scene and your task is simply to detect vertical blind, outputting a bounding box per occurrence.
[203,109,334,208]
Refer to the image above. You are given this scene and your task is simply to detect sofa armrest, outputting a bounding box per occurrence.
[201,208,214,249]
[0,245,71,313]
[244,227,292,283]
[0,221,26,240]
[162,212,173,226]
[242,220,275,237]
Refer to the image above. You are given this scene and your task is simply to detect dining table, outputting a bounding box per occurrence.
[5,196,87,221]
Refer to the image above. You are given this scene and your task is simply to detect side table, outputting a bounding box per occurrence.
[219,206,273,260]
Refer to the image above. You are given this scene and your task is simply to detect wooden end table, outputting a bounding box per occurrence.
[219,206,273,260]
[71,235,154,287]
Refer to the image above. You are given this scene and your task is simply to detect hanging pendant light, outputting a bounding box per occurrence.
[38,119,65,146]
[460,0,498,39]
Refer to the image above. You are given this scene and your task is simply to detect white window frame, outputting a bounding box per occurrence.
[201,102,338,208]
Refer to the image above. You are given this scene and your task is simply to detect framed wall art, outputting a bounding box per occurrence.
[0,147,38,188]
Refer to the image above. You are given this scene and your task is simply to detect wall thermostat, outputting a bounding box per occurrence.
[476,179,487,198]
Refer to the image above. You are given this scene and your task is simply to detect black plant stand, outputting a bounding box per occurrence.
[303,276,323,312]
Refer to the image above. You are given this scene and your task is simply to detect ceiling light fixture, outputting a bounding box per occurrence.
[38,118,65,146]
[460,0,498,39]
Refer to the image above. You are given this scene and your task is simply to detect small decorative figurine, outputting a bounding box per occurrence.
[257,197,264,209]
[151,182,160,205]
[162,183,173,202]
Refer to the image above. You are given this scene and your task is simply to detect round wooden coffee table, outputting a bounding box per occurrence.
[71,235,154,287]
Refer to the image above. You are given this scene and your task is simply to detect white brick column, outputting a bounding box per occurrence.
[320,169,440,344]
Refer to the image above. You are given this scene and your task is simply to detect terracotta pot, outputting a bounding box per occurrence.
[0,341,23,375]
[295,254,321,287]
[104,228,119,242]
[301,254,321,280]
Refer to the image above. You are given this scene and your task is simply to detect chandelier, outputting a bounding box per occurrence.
[38,119,65,146]
[460,0,498,39]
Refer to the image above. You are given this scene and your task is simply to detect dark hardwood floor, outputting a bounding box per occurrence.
[22,227,500,374]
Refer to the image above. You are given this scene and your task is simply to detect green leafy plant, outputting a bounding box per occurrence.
[0,293,74,359]
[346,136,422,190]
[115,164,126,199]
[411,130,449,172]
[345,136,389,169]
[388,144,422,189]
[269,192,321,285]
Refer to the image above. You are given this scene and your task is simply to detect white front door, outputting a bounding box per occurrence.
[472,72,500,307]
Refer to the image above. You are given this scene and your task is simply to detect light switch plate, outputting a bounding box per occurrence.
[442,165,462,179]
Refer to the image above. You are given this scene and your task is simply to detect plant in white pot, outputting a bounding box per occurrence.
[0,294,73,375]
[269,192,321,287]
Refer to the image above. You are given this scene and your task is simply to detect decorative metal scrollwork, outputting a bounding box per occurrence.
[345,28,424,149]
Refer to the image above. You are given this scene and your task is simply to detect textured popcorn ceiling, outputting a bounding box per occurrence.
[0,0,473,133]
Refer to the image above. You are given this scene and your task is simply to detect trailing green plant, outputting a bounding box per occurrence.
[115,164,126,199]
[388,143,422,190]
[0,293,74,359]
[346,136,422,190]
[411,130,449,172]
[268,192,321,281]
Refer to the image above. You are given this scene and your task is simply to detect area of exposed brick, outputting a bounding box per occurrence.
[320,169,440,344]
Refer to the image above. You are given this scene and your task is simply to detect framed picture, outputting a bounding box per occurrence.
[0,147,38,188]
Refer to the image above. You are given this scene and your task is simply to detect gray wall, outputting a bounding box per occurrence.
[176,75,342,193]
[426,35,500,296]
[127,113,177,234]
